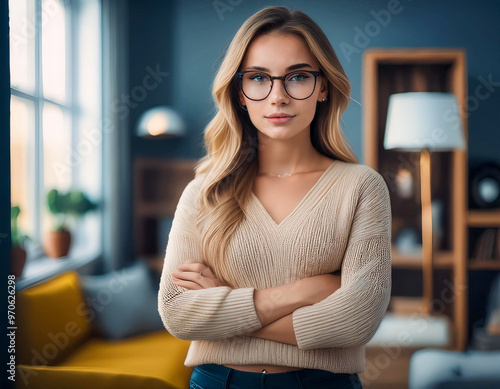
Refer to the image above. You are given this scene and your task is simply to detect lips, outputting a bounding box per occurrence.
[265,113,295,125]
[265,113,294,118]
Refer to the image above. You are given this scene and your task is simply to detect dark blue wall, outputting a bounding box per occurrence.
[128,0,500,166]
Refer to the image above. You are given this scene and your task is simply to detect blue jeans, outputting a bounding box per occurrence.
[190,364,363,389]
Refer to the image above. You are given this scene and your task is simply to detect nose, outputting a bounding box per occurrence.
[268,79,289,105]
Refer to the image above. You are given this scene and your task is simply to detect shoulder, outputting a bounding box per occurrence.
[183,171,207,193]
[334,161,388,191]
[177,171,207,210]
[332,161,391,209]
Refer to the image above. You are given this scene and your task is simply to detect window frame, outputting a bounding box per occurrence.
[10,0,102,282]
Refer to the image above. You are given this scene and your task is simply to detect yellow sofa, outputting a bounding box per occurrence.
[16,270,193,389]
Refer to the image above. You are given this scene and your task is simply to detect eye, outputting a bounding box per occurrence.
[248,73,269,83]
[288,72,310,82]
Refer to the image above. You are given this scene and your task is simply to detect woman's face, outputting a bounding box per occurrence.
[238,33,328,141]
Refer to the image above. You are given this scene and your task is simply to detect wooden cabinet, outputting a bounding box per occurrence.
[362,48,468,351]
[133,157,198,272]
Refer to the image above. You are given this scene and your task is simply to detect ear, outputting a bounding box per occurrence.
[318,76,328,102]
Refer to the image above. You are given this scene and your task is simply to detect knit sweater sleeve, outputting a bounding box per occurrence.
[292,168,392,350]
[157,176,263,341]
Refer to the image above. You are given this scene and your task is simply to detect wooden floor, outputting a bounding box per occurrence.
[359,346,418,389]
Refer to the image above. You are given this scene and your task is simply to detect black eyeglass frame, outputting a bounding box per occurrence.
[235,70,322,101]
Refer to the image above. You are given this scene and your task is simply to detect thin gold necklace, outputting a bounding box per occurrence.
[258,168,325,178]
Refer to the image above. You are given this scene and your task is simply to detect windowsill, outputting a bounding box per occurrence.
[16,250,101,291]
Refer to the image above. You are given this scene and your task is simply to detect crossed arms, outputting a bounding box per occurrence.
[171,259,342,346]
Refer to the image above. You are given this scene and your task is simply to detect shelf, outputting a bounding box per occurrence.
[133,158,198,262]
[468,260,500,270]
[467,209,500,227]
[392,249,454,269]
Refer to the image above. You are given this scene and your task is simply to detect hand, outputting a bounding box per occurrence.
[300,273,342,305]
[171,259,228,290]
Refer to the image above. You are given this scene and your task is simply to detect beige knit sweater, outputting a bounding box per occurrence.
[158,159,392,374]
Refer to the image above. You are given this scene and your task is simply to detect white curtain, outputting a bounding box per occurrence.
[101,0,131,271]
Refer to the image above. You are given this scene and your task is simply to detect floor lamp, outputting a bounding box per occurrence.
[384,92,465,315]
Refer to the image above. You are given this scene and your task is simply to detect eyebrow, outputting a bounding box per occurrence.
[244,63,313,72]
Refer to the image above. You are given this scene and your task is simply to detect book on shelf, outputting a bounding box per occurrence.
[497,228,500,260]
[471,228,500,262]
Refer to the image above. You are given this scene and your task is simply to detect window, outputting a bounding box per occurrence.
[10,0,102,268]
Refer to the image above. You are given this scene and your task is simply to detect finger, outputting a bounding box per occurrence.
[171,271,201,280]
[171,271,206,287]
[171,276,203,290]
[178,262,216,278]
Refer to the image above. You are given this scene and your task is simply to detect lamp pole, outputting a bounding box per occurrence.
[420,147,434,315]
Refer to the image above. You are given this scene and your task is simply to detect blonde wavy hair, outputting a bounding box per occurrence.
[192,6,358,287]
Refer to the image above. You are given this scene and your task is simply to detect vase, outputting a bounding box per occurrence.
[11,246,27,277]
[43,230,72,258]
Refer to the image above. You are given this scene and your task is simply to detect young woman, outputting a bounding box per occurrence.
[158,6,392,389]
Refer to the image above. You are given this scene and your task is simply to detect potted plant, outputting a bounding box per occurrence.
[11,205,31,277]
[43,189,98,258]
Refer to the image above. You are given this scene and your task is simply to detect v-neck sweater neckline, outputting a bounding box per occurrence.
[250,159,338,229]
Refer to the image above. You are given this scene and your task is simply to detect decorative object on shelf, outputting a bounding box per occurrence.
[469,162,500,209]
[136,105,186,138]
[11,205,31,277]
[395,227,421,255]
[384,92,466,315]
[431,199,444,251]
[471,228,500,261]
[43,189,98,258]
[395,167,414,199]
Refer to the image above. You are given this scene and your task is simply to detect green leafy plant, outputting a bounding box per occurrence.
[46,189,98,232]
[11,205,31,248]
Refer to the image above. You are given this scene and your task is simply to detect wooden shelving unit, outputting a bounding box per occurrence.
[467,208,500,270]
[391,250,455,270]
[467,209,500,227]
[133,157,199,273]
[363,48,468,351]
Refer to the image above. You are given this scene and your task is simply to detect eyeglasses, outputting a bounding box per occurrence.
[235,70,321,101]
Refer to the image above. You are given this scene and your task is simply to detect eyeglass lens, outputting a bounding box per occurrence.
[241,71,317,100]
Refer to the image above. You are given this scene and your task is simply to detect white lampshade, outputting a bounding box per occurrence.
[384,92,465,151]
[136,106,186,138]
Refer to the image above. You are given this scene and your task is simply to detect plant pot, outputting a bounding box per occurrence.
[43,230,72,258]
[11,246,27,277]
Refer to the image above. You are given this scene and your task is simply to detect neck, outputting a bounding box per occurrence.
[256,129,324,176]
